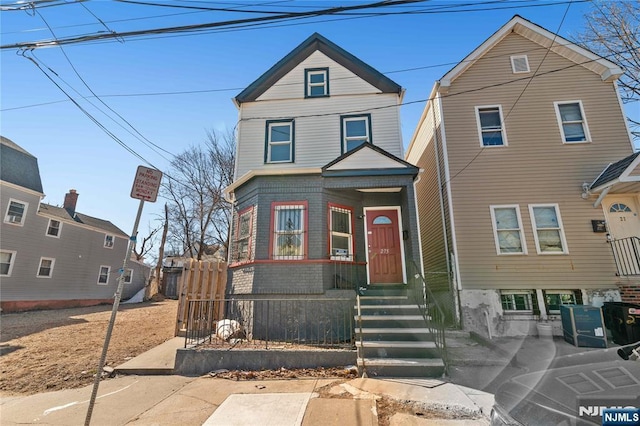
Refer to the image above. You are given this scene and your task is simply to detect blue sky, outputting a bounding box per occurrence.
[1,0,634,241]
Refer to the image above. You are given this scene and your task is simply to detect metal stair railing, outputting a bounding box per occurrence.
[408,260,449,375]
[609,236,640,276]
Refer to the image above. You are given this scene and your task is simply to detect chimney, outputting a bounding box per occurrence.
[64,189,78,215]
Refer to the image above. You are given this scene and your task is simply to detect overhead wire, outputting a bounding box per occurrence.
[444,0,575,185]
[2,32,624,113]
[33,8,175,161]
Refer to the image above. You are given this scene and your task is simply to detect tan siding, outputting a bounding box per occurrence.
[440,33,633,291]
[411,99,451,293]
[236,93,401,177]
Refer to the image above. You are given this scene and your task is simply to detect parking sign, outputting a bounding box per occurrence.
[130,166,162,202]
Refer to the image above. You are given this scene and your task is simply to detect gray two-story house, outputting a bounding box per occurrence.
[0,137,150,312]
[224,33,422,338]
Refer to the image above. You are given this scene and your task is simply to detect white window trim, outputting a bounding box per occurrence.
[104,234,114,249]
[267,121,293,163]
[306,69,328,97]
[475,105,508,147]
[342,115,370,152]
[4,198,28,226]
[329,205,354,260]
[37,257,55,278]
[0,250,17,277]
[489,205,527,255]
[553,100,591,143]
[123,268,133,284]
[510,55,530,73]
[500,290,534,313]
[98,265,111,285]
[46,218,62,238]
[528,203,569,255]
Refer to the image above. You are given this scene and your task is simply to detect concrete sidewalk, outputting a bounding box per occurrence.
[1,334,494,425]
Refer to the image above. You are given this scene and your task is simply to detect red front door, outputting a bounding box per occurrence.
[366,209,404,284]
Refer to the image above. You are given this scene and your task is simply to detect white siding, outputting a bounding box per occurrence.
[236,93,402,177]
[257,51,380,101]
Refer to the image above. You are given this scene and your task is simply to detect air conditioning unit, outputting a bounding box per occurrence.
[105,241,113,247]
[7,215,21,223]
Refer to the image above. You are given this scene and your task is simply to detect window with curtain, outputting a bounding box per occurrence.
[273,204,305,259]
[490,206,526,254]
[529,204,568,254]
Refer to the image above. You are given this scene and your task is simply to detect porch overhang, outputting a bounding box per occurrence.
[322,168,418,178]
[588,152,640,207]
[224,167,321,202]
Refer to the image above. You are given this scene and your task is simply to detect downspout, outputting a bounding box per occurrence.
[483,310,492,340]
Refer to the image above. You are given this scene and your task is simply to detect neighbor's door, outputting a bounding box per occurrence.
[606,197,640,239]
[365,208,404,284]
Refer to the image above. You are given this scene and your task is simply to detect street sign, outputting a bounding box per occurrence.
[130,166,162,202]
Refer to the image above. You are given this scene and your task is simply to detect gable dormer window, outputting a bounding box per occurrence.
[341,114,371,153]
[510,55,530,73]
[305,68,329,98]
[265,119,294,163]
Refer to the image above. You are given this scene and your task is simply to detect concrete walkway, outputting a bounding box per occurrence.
[1,335,496,425]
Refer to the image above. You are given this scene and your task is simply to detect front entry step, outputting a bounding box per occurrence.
[357,357,445,378]
[356,285,445,378]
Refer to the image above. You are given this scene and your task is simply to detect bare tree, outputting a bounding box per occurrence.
[161,129,235,260]
[133,222,162,262]
[575,1,639,140]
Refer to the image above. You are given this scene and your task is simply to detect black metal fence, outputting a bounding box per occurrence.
[185,297,355,349]
[331,254,365,290]
[610,236,640,276]
[407,261,450,373]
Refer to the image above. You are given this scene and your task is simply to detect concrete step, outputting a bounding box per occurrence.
[359,296,409,305]
[356,305,422,315]
[355,315,426,328]
[356,340,440,358]
[357,357,445,378]
[356,327,434,341]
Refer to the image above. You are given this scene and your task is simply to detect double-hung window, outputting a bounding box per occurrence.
[265,120,294,163]
[4,199,28,226]
[341,114,371,153]
[46,219,62,237]
[305,68,329,97]
[123,269,133,284]
[476,106,507,147]
[272,202,306,260]
[490,205,526,255]
[501,290,535,313]
[98,265,110,284]
[104,234,114,248]
[37,257,55,278]
[554,101,590,143]
[529,204,568,254]
[235,206,254,262]
[0,250,16,276]
[329,204,353,260]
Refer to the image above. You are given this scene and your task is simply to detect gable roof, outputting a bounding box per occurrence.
[235,32,402,104]
[439,15,623,91]
[0,136,44,194]
[38,203,128,237]
[590,151,640,191]
[322,142,418,177]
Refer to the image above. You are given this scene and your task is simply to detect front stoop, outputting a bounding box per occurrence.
[355,285,445,378]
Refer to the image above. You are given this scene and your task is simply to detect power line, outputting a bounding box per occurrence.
[2,33,622,113]
[1,0,428,49]
[33,8,175,161]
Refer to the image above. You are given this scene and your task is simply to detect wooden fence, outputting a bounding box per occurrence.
[174,258,227,336]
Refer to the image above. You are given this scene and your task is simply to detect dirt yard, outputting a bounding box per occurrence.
[0,297,179,396]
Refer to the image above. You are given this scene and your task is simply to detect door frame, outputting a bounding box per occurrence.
[603,195,640,239]
[363,206,407,285]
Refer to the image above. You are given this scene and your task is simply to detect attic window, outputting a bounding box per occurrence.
[305,68,329,98]
[510,55,530,73]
